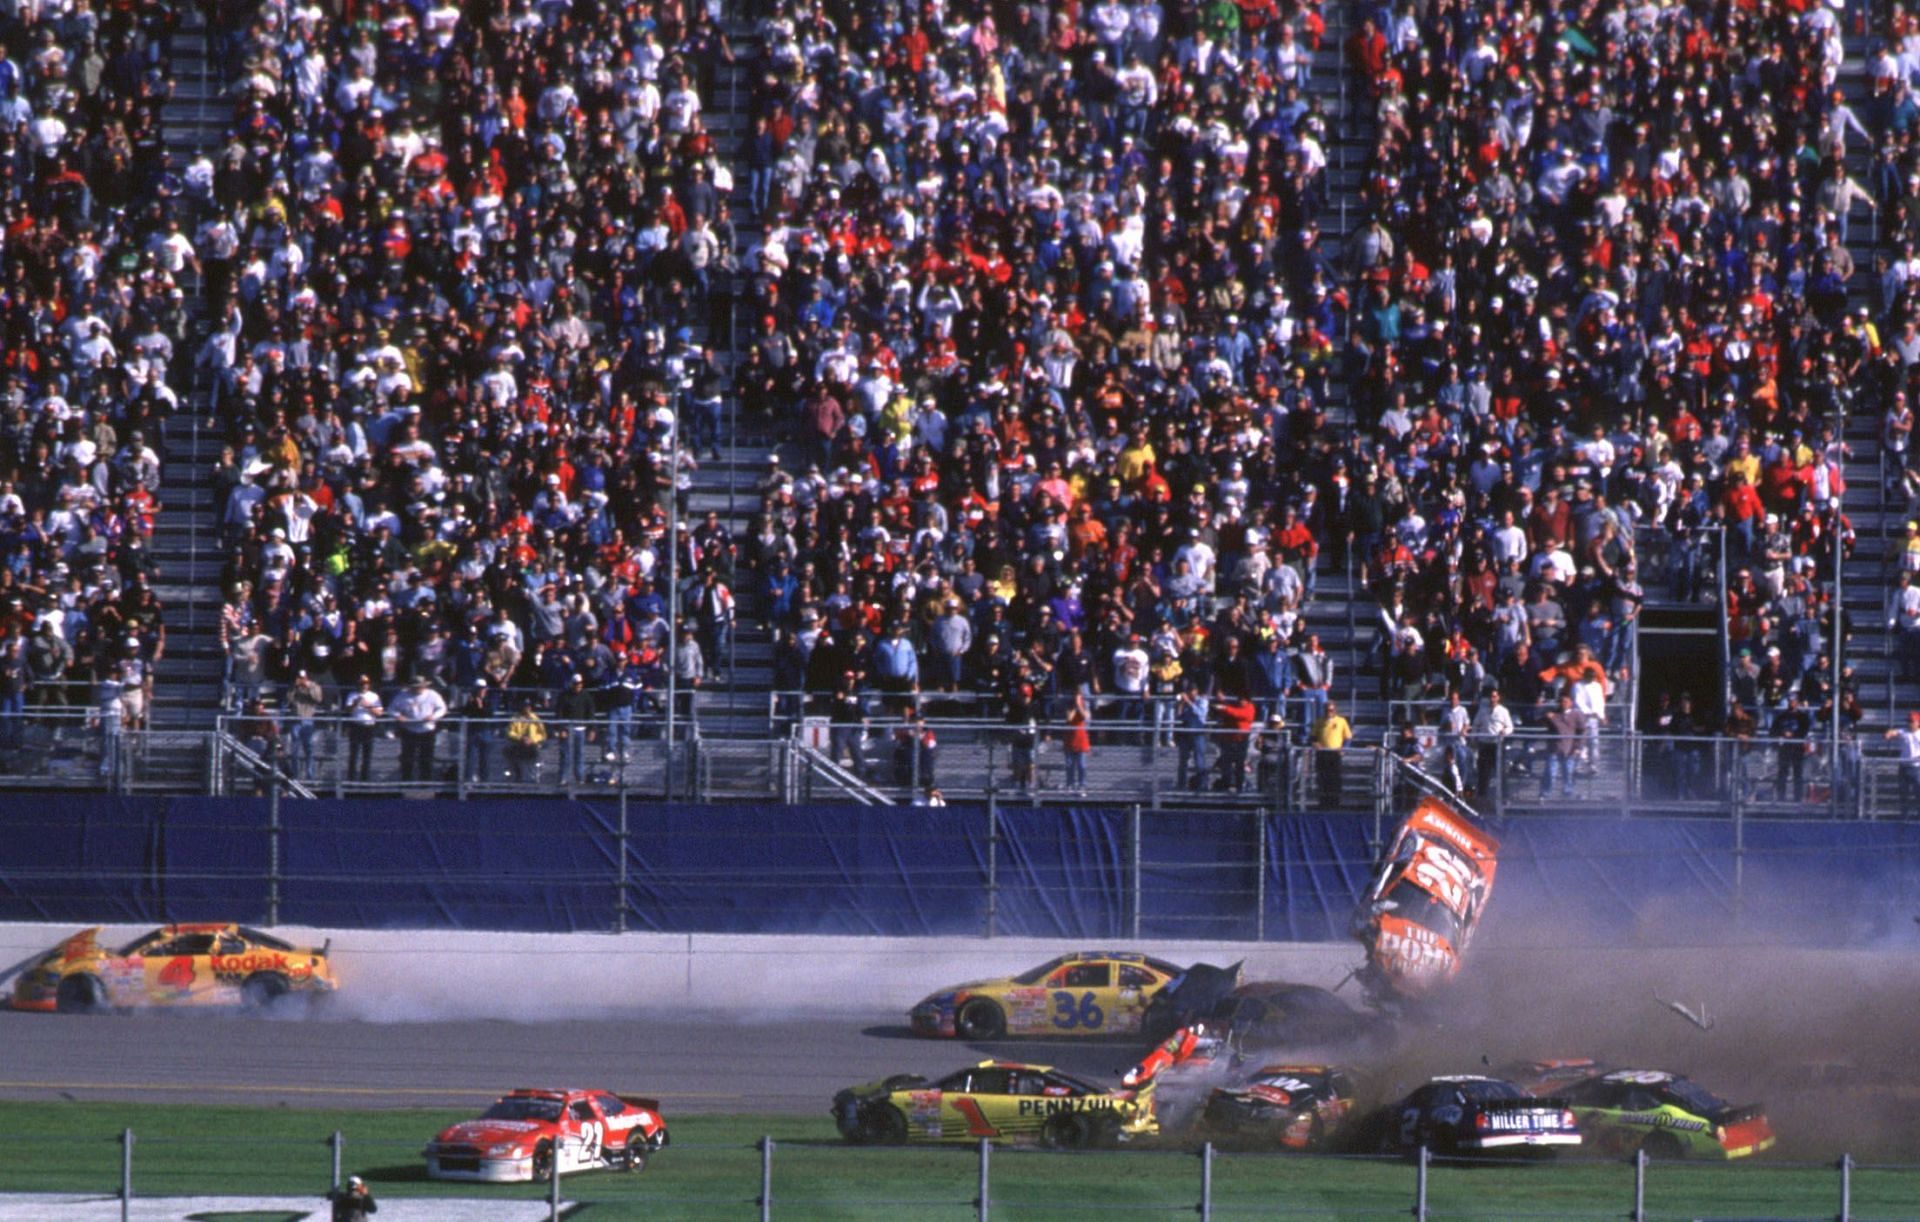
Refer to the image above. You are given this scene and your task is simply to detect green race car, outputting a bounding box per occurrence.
[1560,1070,1776,1160]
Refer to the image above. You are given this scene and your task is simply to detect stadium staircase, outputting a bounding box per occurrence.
[146,9,227,737]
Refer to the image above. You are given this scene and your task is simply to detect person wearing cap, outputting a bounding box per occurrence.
[284,669,325,781]
[505,698,548,783]
[459,680,500,784]
[1885,712,1920,816]
[326,1173,377,1221]
[553,672,599,784]
[389,676,447,782]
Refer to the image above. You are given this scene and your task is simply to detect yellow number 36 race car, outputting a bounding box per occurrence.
[8,924,338,1013]
[909,951,1183,1039]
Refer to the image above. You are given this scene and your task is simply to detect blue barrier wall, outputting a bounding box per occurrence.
[2,798,1917,944]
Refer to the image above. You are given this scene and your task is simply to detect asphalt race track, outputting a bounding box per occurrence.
[0,1008,1138,1113]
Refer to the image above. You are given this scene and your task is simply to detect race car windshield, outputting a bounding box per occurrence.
[1011,956,1072,985]
[1044,1071,1105,1095]
[1379,880,1463,945]
[1456,1080,1528,1103]
[482,1098,565,1123]
[1660,1078,1728,1115]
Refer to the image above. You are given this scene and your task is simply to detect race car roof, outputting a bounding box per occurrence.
[974,1059,1051,1072]
[1599,1070,1677,1083]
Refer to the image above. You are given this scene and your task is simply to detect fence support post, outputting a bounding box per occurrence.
[1253,811,1267,942]
[975,1137,991,1222]
[1198,1141,1213,1221]
[1838,1152,1853,1222]
[616,781,630,935]
[984,785,999,939]
[120,1127,132,1222]
[758,1136,774,1222]
[330,1130,343,1193]
[549,1153,561,1221]
[1632,1147,1646,1222]
[1413,1145,1428,1222]
[267,766,281,926]
[1129,803,1142,941]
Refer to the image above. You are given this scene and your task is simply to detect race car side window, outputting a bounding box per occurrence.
[1118,966,1157,988]
[570,1101,598,1121]
[1623,1089,1660,1112]
[1331,1072,1355,1096]
[967,1069,1012,1095]
[147,934,216,957]
[1009,1072,1047,1096]
[596,1095,627,1116]
[216,934,245,955]
[934,1070,974,1092]
[1058,963,1111,988]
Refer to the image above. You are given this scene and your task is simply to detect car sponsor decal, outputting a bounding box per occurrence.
[1615,1111,1707,1132]
[908,1090,942,1138]
[1015,1098,1116,1117]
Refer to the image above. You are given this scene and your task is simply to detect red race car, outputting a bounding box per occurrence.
[424,1088,668,1182]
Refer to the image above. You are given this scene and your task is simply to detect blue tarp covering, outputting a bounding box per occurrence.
[0,798,1916,944]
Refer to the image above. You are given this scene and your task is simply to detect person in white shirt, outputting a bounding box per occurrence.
[1471,689,1514,795]
[1885,710,1920,815]
[389,675,447,782]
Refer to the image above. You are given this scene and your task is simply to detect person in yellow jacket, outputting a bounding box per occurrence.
[1311,701,1353,805]
[505,700,548,782]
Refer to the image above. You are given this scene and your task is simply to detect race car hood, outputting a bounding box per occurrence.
[1148,962,1243,1019]
[431,1119,551,1148]
[836,1073,928,1103]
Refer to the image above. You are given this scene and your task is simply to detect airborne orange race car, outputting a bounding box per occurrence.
[9,924,337,1012]
[1352,796,1500,1003]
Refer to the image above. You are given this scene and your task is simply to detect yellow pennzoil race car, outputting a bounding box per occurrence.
[909,951,1183,1038]
[8,924,337,1013]
[833,1060,1157,1148]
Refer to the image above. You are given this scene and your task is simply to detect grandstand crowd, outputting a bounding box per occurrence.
[7,0,1920,805]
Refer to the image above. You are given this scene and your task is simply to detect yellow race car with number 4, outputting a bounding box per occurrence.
[834,1060,1157,1147]
[909,951,1183,1039]
[9,924,337,1013]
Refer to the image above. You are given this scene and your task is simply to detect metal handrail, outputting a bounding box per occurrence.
[217,730,318,800]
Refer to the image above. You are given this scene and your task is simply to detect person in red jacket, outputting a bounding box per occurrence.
[1723,470,1766,558]
[1214,695,1258,792]
[1346,18,1390,91]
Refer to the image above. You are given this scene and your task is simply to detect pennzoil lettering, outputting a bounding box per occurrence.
[1015,1098,1117,1116]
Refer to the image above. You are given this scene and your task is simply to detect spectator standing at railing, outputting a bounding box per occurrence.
[0,630,23,749]
[389,677,446,784]
[505,702,547,785]
[342,677,383,786]
[1310,701,1352,808]
[1775,695,1815,804]
[1175,684,1211,793]
[27,622,70,709]
[1884,712,1920,817]
[1062,696,1092,795]
[284,671,324,783]
[1471,690,1513,800]
[555,674,598,787]
[1293,635,1333,746]
[1542,694,1585,802]
[459,682,498,786]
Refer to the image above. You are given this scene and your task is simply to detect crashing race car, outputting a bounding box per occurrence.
[909,951,1183,1039]
[1142,970,1392,1057]
[1352,1076,1581,1157]
[1351,796,1500,1006]
[8,924,337,1013]
[833,1060,1157,1148]
[1561,1070,1777,1160]
[1201,1064,1361,1150]
[1501,1058,1610,1097]
[424,1088,669,1182]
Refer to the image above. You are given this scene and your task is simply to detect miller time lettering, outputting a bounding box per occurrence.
[1016,1097,1116,1117]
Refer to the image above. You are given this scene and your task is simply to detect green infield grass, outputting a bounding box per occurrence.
[0,1101,1909,1219]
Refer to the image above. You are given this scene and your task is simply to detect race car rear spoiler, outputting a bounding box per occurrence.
[1481,1096,1570,1111]
[1709,1102,1766,1125]
[619,1095,662,1113]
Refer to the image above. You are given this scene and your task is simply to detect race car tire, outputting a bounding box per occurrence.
[55,974,105,1014]
[621,1144,648,1173]
[1041,1113,1092,1150]
[241,972,291,1009]
[1639,1132,1684,1162]
[955,999,1006,1040]
[862,1105,909,1146]
[531,1140,555,1182]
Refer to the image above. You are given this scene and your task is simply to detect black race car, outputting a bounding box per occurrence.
[1144,966,1391,1055]
[1201,1063,1360,1150]
[1350,1076,1581,1157]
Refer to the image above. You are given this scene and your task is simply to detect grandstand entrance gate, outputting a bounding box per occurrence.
[1635,605,1726,729]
